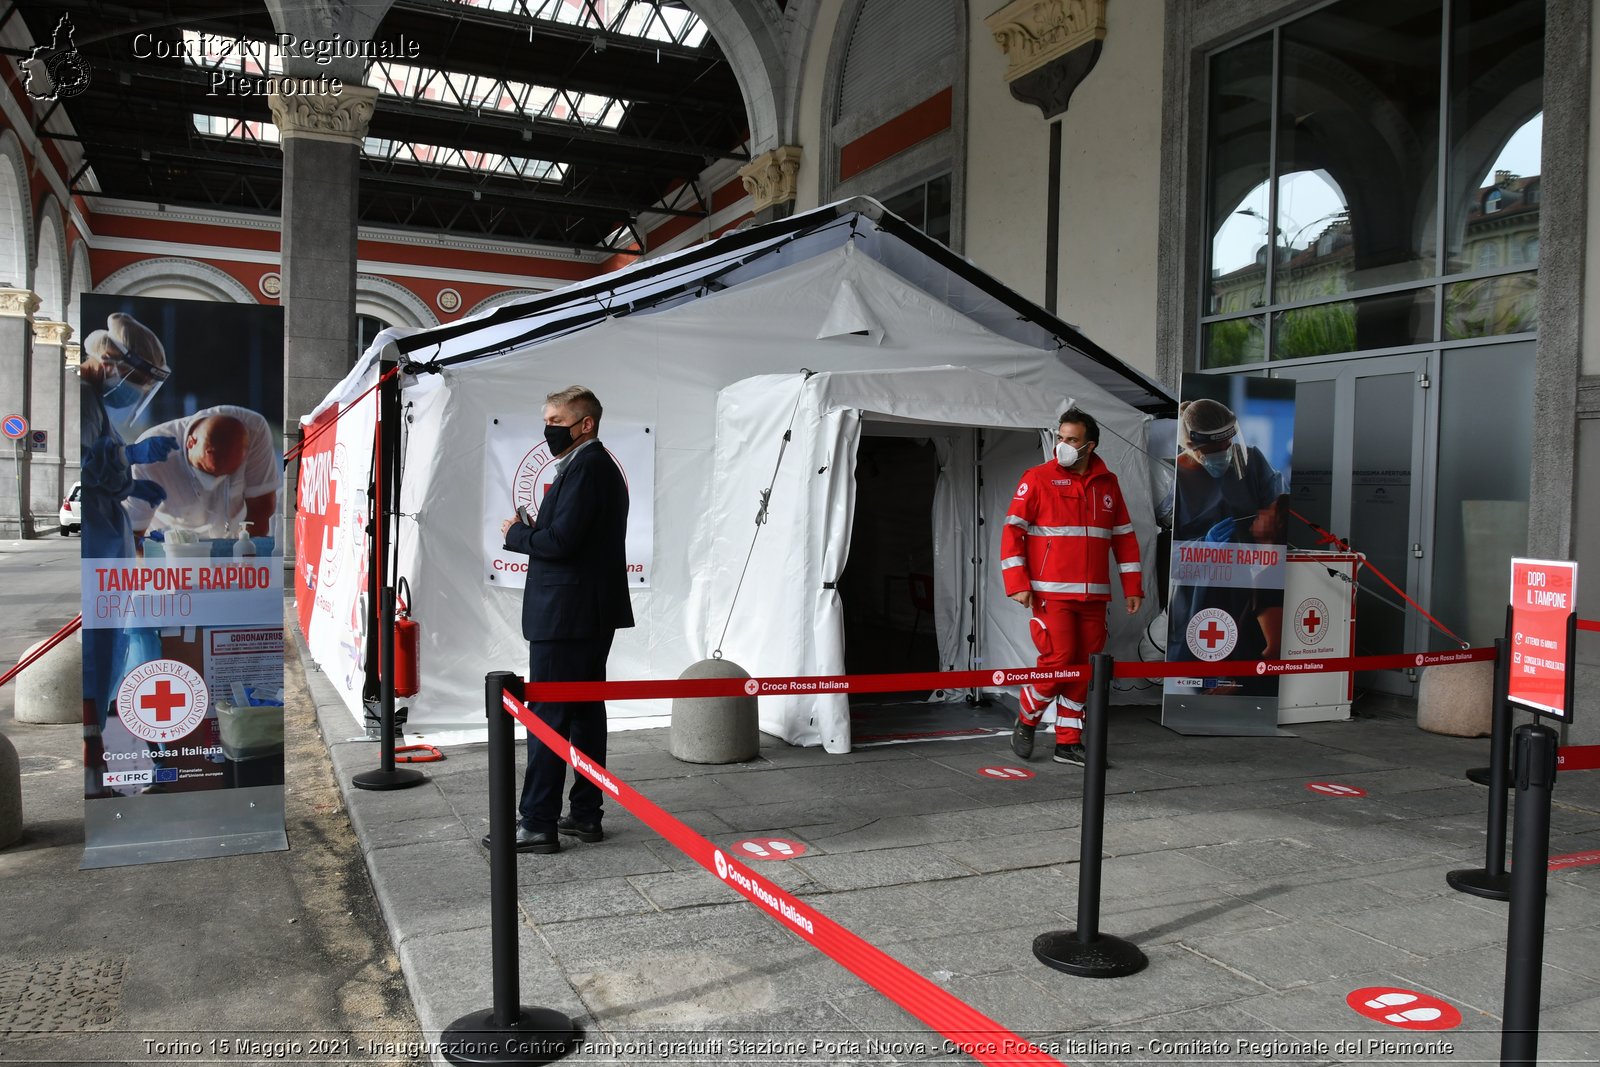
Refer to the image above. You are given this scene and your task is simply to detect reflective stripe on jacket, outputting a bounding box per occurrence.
[1001,453,1142,602]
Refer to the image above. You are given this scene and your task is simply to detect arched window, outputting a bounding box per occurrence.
[822,0,966,249]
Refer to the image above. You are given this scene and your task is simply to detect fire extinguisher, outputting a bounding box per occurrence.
[393,576,420,698]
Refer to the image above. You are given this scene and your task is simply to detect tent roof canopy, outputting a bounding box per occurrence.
[387,198,1177,416]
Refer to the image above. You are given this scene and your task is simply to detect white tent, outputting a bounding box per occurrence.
[296,198,1176,750]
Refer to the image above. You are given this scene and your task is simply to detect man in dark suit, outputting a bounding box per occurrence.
[495,385,634,853]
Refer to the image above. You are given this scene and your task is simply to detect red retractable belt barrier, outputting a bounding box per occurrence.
[0,614,83,690]
[1579,618,1600,634]
[520,649,1495,703]
[1557,746,1600,772]
[502,689,1067,1067]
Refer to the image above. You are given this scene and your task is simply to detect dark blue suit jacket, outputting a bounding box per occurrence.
[505,440,636,642]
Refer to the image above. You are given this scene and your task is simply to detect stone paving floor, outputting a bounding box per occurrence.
[310,641,1600,1067]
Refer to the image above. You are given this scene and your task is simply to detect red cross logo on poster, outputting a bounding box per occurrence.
[1507,558,1578,721]
[115,659,209,743]
[1185,607,1237,662]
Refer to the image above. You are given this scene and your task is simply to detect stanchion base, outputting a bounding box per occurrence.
[440,1007,578,1066]
[1465,766,1513,789]
[1446,867,1511,901]
[352,767,427,791]
[1033,930,1148,978]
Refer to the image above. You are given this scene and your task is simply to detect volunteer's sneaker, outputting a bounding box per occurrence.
[1010,718,1036,760]
[1053,743,1114,769]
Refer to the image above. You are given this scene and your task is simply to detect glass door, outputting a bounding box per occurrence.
[1268,353,1433,695]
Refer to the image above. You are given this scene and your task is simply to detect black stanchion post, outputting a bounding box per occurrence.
[441,672,576,1067]
[1032,653,1148,978]
[1500,722,1559,1067]
[355,357,425,791]
[1468,608,1519,790]
[1447,637,1512,899]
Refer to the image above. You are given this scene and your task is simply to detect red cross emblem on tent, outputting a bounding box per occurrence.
[1185,608,1238,662]
[1345,987,1462,1030]
[1294,597,1329,644]
[115,659,209,743]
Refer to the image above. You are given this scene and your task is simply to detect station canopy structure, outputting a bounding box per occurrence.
[9,0,751,252]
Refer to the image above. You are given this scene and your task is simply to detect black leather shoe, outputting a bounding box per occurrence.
[480,827,561,853]
[557,815,604,843]
[1010,718,1036,760]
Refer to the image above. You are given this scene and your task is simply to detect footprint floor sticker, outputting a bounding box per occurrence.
[733,837,807,860]
[1346,987,1462,1030]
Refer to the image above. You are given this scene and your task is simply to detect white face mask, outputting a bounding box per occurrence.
[1055,441,1080,468]
[189,464,226,492]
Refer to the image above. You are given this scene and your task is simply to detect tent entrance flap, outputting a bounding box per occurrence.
[839,434,941,693]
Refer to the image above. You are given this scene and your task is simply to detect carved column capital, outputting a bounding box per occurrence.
[0,287,41,320]
[33,320,72,345]
[64,342,81,367]
[738,145,802,214]
[268,83,379,145]
[985,0,1107,118]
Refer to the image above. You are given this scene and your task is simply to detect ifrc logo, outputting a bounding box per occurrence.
[1185,608,1237,662]
[1294,597,1328,644]
[1345,987,1462,1030]
[743,679,759,696]
[115,659,208,743]
[103,769,153,787]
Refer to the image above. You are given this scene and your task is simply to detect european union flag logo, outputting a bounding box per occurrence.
[155,767,179,783]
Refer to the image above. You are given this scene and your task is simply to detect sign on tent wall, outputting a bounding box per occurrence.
[480,417,655,589]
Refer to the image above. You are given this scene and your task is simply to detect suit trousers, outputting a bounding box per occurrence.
[519,633,614,834]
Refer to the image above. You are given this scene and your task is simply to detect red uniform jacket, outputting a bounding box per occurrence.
[1001,453,1143,602]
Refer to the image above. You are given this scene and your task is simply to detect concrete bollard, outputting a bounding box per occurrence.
[670,658,759,764]
[1417,659,1494,737]
[15,632,82,725]
[0,731,20,850]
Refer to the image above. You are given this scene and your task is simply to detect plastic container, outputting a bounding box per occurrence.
[233,527,257,558]
[215,700,285,760]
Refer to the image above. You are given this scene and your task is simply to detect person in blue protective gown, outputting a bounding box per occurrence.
[78,313,180,795]
[1167,398,1289,689]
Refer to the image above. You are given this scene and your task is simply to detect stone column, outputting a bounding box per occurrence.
[29,320,70,522]
[62,342,81,490]
[0,288,40,538]
[269,83,378,561]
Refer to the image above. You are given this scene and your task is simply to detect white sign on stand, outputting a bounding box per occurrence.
[1279,550,1361,724]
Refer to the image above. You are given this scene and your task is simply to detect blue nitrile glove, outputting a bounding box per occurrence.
[127,479,167,507]
[125,435,180,465]
[145,530,165,543]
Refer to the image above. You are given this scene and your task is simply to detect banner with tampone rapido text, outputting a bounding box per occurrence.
[1161,374,1296,736]
[78,293,287,869]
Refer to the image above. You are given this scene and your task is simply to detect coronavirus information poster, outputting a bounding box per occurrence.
[78,294,287,869]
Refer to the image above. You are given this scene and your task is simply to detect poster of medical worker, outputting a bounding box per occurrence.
[79,294,286,867]
[1161,375,1296,733]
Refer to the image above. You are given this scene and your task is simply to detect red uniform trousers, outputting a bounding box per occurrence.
[1017,598,1108,744]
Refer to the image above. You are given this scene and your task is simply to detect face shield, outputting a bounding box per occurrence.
[98,333,170,429]
[1179,400,1247,480]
